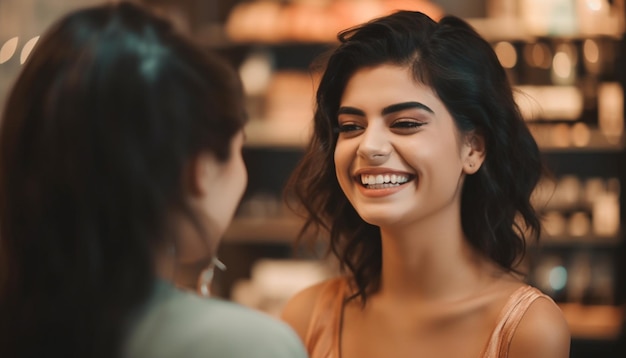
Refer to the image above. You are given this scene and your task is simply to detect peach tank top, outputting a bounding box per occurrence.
[304,277,552,358]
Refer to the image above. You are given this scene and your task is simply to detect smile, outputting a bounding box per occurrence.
[359,174,411,189]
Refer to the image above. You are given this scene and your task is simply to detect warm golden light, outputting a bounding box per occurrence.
[524,42,552,69]
[585,0,604,12]
[553,52,572,78]
[583,39,599,64]
[0,37,19,64]
[598,82,624,144]
[20,36,39,65]
[494,41,517,69]
[571,122,591,147]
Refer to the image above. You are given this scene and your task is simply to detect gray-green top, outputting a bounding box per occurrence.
[123,280,308,358]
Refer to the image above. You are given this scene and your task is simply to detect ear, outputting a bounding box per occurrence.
[462,131,486,175]
[188,152,219,198]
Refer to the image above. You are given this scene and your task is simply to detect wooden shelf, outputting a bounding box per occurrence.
[244,119,311,148]
[466,17,624,42]
[536,235,621,248]
[560,303,624,339]
[223,216,305,244]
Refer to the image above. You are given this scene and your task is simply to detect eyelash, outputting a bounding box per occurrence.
[392,120,424,129]
[336,119,426,134]
[337,124,363,133]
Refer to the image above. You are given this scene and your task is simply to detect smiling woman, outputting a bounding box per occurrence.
[281,10,571,358]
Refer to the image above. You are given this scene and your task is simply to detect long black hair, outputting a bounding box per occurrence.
[287,11,543,302]
[0,2,246,357]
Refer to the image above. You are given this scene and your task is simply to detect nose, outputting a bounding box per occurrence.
[356,125,392,163]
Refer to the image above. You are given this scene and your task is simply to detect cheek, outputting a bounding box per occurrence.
[232,156,247,200]
[215,155,247,211]
[334,142,352,188]
[414,133,462,161]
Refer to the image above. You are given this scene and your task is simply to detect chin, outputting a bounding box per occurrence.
[356,210,400,228]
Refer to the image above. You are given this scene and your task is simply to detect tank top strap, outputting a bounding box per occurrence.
[304,277,349,358]
[481,285,552,358]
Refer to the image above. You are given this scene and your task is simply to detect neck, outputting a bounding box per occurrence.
[155,248,213,293]
[154,216,219,293]
[377,213,500,302]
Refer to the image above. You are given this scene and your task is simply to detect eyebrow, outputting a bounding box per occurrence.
[337,101,434,117]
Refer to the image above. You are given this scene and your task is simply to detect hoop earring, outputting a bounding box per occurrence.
[197,257,227,297]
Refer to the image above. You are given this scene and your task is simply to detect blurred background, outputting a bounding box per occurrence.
[1,0,625,356]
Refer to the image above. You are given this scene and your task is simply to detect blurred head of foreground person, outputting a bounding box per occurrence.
[281,10,571,358]
[0,2,307,358]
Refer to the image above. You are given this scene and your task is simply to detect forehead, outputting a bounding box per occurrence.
[340,64,444,113]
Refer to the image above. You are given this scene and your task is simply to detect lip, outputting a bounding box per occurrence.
[353,167,414,176]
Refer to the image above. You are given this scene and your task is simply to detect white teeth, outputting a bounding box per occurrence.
[360,174,409,186]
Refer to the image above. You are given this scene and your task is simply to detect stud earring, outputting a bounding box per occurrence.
[197,257,227,297]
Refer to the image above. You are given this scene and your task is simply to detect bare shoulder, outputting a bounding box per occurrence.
[508,296,571,358]
[280,278,339,341]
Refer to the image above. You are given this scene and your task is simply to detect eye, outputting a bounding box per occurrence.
[391,119,425,132]
[337,123,364,133]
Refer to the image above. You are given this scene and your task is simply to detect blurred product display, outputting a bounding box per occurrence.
[224,0,444,43]
[231,259,334,317]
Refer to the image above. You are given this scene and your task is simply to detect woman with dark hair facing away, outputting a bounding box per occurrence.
[281,10,570,358]
[0,2,308,358]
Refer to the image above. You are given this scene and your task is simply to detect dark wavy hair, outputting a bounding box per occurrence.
[286,11,543,302]
[0,2,245,358]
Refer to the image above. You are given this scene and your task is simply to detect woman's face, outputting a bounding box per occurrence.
[179,130,247,264]
[334,64,478,228]
[203,130,247,243]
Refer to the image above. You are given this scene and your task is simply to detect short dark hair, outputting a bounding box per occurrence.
[287,11,543,302]
[0,2,246,357]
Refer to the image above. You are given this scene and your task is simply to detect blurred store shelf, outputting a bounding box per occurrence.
[224,216,304,244]
[244,118,311,148]
[561,303,624,339]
